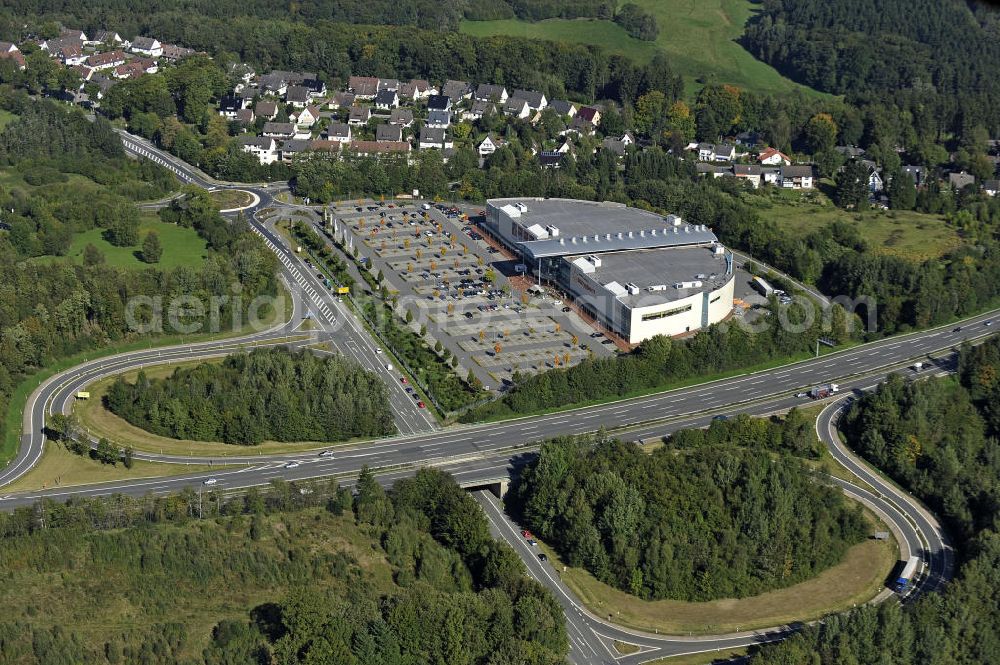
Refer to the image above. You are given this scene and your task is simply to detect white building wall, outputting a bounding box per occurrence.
[626,276,734,343]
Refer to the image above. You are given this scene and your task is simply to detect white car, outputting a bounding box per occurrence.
[319,450,334,458]
[375,348,383,354]
[203,478,218,486]
[284,461,300,469]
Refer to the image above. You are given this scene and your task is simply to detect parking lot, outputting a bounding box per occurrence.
[326,199,611,388]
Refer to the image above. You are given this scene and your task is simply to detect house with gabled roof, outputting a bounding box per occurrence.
[374,89,399,110]
[348,105,372,126]
[503,97,531,120]
[419,127,452,150]
[286,85,310,108]
[758,147,791,166]
[0,42,25,70]
[549,100,577,118]
[389,108,414,127]
[375,124,403,142]
[239,136,278,164]
[442,80,471,100]
[324,123,352,143]
[478,134,505,157]
[474,84,508,103]
[130,36,162,58]
[513,89,547,110]
[576,106,601,126]
[348,76,379,98]
[426,109,451,128]
[255,100,278,121]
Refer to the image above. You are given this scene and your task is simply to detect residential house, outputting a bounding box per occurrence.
[348,105,372,126]
[427,94,452,111]
[761,167,781,186]
[555,139,574,154]
[280,139,313,162]
[513,89,547,110]
[113,60,154,79]
[377,78,399,92]
[344,141,411,158]
[258,73,289,96]
[949,171,976,190]
[60,29,88,44]
[294,105,321,129]
[503,98,531,120]
[348,76,379,98]
[286,85,310,108]
[478,135,504,157]
[130,36,162,58]
[219,95,243,119]
[714,144,736,162]
[462,100,493,122]
[255,100,278,121]
[324,123,352,143]
[733,164,764,188]
[984,179,1000,197]
[601,137,629,157]
[262,122,296,140]
[375,124,403,142]
[374,90,399,110]
[576,106,602,127]
[160,44,196,60]
[399,79,435,100]
[328,91,355,109]
[86,50,126,70]
[901,165,927,187]
[418,127,452,150]
[474,84,508,103]
[389,108,414,127]
[835,145,866,159]
[426,109,452,128]
[697,143,717,162]
[71,64,94,82]
[549,100,577,118]
[780,165,814,189]
[867,165,884,193]
[238,136,278,164]
[92,31,125,47]
[696,163,728,179]
[758,147,791,166]
[308,140,343,155]
[41,35,83,54]
[539,152,563,169]
[0,42,25,69]
[58,45,87,66]
[441,80,471,100]
[234,108,255,127]
[567,116,594,136]
[302,77,326,97]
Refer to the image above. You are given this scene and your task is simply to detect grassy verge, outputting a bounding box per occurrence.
[1,281,291,466]
[537,510,895,635]
[30,216,209,270]
[642,649,749,665]
[73,360,374,457]
[2,441,223,493]
[209,189,254,210]
[461,17,657,62]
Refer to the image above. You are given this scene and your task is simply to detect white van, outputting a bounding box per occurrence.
[385,362,393,371]
[422,203,431,211]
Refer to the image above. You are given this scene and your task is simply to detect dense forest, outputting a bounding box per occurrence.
[0,0,610,32]
[0,96,279,460]
[750,336,1000,664]
[743,0,1000,137]
[105,348,395,444]
[0,469,568,664]
[508,431,866,601]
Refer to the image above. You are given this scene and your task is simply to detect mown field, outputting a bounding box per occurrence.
[460,0,828,98]
[31,216,209,270]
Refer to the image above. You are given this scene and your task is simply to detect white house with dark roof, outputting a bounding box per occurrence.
[549,100,577,118]
[780,165,814,189]
[130,36,162,58]
[285,85,310,108]
[419,127,452,150]
[462,99,493,122]
[239,136,278,164]
[474,84,508,103]
[324,123,352,143]
[503,98,531,120]
[426,109,452,128]
[389,108,414,127]
[375,124,403,142]
[374,90,399,109]
[513,89,547,110]
[478,135,505,157]
[348,105,372,126]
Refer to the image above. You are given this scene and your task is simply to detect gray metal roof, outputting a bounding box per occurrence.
[489,198,718,260]
[568,246,731,308]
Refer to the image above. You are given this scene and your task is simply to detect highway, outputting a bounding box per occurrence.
[0,131,976,662]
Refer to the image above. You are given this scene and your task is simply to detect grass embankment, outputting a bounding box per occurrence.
[73,358,365,457]
[2,442,223,493]
[461,0,828,98]
[30,216,209,270]
[536,509,895,635]
[1,281,292,466]
[208,188,254,210]
[760,190,960,263]
[0,108,17,130]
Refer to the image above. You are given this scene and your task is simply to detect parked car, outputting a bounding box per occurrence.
[417,401,426,409]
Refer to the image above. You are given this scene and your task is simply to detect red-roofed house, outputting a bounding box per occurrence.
[758,147,791,166]
[0,42,26,70]
[87,50,127,71]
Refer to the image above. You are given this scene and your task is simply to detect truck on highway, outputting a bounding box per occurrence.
[809,383,840,399]
[751,276,774,297]
[894,556,920,592]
